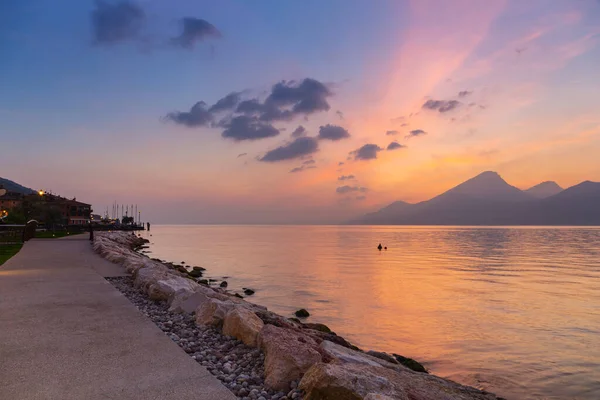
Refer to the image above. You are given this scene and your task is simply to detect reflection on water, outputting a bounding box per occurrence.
[144,225,600,399]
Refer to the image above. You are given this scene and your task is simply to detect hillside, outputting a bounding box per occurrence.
[0,177,35,194]
[352,172,600,225]
[524,181,563,198]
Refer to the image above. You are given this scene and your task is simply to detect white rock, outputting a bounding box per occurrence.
[147,277,198,303]
[133,263,169,292]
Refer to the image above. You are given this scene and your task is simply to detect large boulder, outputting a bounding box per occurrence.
[195,298,236,328]
[169,289,211,314]
[147,277,198,303]
[303,328,358,351]
[169,284,252,314]
[222,307,264,347]
[319,341,410,374]
[300,361,500,400]
[320,340,385,367]
[122,257,148,274]
[255,309,297,329]
[257,324,322,391]
[364,395,396,400]
[366,350,398,365]
[104,249,128,264]
[133,264,169,292]
[300,362,408,400]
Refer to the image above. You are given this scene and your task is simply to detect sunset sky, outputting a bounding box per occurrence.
[2,0,600,223]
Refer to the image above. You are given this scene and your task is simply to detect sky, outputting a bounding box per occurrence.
[1,0,600,224]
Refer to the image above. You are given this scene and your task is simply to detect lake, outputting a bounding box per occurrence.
[143,225,600,399]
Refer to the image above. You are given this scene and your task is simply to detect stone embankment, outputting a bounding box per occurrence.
[94,232,505,400]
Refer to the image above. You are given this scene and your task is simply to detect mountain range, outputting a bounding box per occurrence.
[0,177,35,195]
[351,171,600,225]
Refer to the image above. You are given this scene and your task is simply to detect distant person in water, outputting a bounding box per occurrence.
[384,246,387,250]
[147,222,150,231]
[378,243,383,251]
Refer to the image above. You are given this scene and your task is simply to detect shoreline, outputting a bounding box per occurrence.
[137,234,429,372]
[95,231,505,400]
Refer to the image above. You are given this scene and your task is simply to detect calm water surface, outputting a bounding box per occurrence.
[144,225,600,399]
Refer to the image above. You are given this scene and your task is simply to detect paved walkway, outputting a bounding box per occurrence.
[0,238,236,400]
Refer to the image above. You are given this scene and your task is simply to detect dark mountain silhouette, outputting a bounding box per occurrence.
[436,171,531,202]
[351,172,600,225]
[0,177,35,194]
[524,181,563,198]
[358,201,414,225]
[523,181,600,225]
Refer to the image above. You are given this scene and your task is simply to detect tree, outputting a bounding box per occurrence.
[40,205,63,231]
[122,216,134,225]
[3,207,26,224]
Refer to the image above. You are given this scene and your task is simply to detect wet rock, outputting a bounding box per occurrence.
[393,353,428,373]
[188,269,203,278]
[303,323,331,333]
[294,309,309,318]
[244,288,255,296]
[220,281,228,288]
[255,310,296,330]
[235,293,244,299]
[301,328,357,351]
[367,350,399,365]
[176,266,188,274]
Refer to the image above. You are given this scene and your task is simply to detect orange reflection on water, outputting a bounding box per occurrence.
[146,225,600,400]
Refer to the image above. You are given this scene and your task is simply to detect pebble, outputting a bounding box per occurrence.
[106,277,305,400]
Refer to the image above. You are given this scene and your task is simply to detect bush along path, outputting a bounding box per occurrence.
[96,232,505,400]
[0,244,22,266]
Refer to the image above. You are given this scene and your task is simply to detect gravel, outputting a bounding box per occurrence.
[107,276,304,400]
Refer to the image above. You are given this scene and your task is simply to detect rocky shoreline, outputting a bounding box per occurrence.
[95,232,505,400]
[107,276,302,400]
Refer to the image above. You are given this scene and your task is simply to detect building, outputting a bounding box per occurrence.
[0,191,23,211]
[63,199,92,225]
[22,193,92,226]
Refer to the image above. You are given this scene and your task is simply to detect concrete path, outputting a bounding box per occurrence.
[0,239,236,400]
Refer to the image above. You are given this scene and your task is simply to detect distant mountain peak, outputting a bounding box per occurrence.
[552,180,600,199]
[351,173,600,225]
[442,170,530,202]
[525,181,563,199]
[462,171,506,185]
[478,170,501,178]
